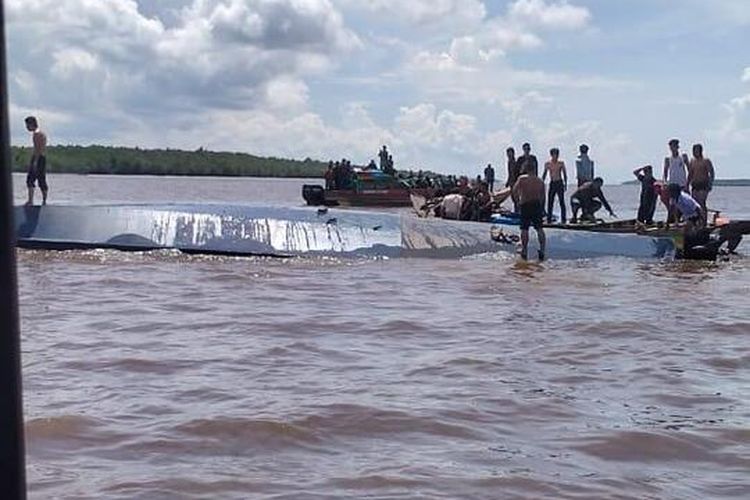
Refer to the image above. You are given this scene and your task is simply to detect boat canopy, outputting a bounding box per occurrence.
[352,168,403,191]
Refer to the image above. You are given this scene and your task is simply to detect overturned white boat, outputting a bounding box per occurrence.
[14,204,501,258]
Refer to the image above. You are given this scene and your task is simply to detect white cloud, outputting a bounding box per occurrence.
[508,0,591,30]
[263,77,310,112]
[717,93,750,143]
[402,0,591,96]
[742,67,750,82]
[394,103,477,149]
[51,48,99,80]
[335,0,486,30]
[7,0,359,118]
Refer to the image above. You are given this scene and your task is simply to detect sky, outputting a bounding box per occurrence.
[5,0,750,181]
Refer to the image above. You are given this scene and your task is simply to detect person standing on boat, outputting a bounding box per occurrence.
[516,143,538,177]
[379,145,389,171]
[505,147,520,213]
[633,165,657,225]
[505,147,518,188]
[25,115,48,205]
[688,143,715,221]
[663,139,689,190]
[324,161,334,190]
[512,165,546,261]
[542,148,567,224]
[663,139,689,223]
[570,178,616,223]
[575,144,594,187]
[484,163,495,192]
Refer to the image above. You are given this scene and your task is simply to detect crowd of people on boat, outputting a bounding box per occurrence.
[499,138,717,260]
[488,139,713,223]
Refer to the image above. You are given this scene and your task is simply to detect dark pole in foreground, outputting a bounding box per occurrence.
[0,1,27,498]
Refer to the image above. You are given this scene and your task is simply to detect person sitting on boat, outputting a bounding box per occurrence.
[633,165,657,225]
[570,178,616,223]
[512,166,546,261]
[470,181,493,222]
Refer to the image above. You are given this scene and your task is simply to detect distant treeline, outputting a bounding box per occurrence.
[622,179,750,187]
[11,145,328,178]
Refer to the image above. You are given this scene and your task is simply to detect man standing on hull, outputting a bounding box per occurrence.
[542,148,567,224]
[575,144,594,187]
[25,116,48,205]
[688,143,715,222]
[512,166,546,261]
[516,142,538,177]
[484,163,495,193]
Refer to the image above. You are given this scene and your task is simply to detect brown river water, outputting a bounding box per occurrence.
[14,174,750,499]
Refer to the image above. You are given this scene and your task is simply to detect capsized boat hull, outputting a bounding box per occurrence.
[14,204,501,258]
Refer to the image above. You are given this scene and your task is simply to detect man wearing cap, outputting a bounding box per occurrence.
[575,144,594,187]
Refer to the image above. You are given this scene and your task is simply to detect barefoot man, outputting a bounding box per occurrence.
[512,166,546,261]
[688,143,715,221]
[25,116,48,205]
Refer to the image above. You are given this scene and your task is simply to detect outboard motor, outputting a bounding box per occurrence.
[302,184,326,206]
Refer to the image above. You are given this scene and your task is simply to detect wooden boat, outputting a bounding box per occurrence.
[303,169,432,207]
[411,193,748,260]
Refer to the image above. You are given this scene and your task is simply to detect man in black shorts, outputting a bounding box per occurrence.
[512,165,546,261]
[570,177,616,223]
[25,116,48,205]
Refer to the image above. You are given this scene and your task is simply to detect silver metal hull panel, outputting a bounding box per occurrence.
[14,204,497,258]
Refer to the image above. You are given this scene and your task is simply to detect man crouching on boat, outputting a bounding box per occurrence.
[512,166,546,261]
[570,178,616,223]
[667,184,704,232]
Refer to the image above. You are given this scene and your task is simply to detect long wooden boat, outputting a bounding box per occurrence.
[302,168,432,207]
[411,193,748,259]
[304,185,431,207]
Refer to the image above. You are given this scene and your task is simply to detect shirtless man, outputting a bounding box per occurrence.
[25,116,48,205]
[687,143,715,221]
[512,166,546,261]
[542,148,567,224]
[570,178,616,223]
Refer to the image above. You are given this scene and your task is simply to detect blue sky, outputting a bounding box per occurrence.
[6,0,750,181]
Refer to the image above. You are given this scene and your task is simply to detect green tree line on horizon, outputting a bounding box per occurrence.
[11,145,329,178]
